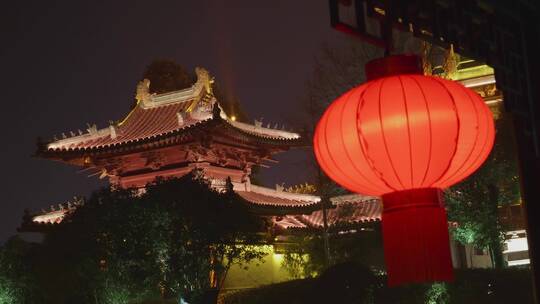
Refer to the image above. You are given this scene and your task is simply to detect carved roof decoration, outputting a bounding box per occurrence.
[38,67,302,158]
[29,197,84,225]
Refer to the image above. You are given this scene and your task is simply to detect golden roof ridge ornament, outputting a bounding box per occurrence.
[421,41,433,75]
[442,44,459,80]
[195,67,214,95]
[135,78,152,105]
[187,67,215,113]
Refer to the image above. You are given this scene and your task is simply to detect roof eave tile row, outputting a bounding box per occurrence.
[273,199,382,230]
[38,116,306,159]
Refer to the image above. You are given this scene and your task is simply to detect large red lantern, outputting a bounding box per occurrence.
[313,55,495,286]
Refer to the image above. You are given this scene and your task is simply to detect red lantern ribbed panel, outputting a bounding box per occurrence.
[314,75,494,195]
[433,80,496,188]
[313,56,495,287]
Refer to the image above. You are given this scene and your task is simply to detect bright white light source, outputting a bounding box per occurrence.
[508,259,530,266]
[504,235,529,253]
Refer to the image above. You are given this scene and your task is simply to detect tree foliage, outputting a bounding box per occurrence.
[142,60,195,94]
[17,174,266,303]
[284,40,381,271]
[297,41,379,134]
[0,236,42,303]
[295,40,380,194]
[445,111,521,267]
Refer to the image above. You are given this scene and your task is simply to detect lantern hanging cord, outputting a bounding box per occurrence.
[381,0,394,57]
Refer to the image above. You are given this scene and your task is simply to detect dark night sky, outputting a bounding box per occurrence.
[0,1,353,242]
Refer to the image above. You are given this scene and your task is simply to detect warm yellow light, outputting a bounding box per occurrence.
[273,253,284,263]
[374,7,386,16]
[230,115,237,121]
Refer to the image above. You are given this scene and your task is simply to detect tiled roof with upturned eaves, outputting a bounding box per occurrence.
[273,195,381,230]
[23,185,381,231]
[38,68,302,156]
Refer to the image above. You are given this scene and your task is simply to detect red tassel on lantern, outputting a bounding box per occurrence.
[313,54,495,286]
[382,188,453,286]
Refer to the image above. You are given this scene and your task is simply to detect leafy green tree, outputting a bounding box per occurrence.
[0,236,43,303]
[38,174,267,303]
[0,276,18,304]
[445,111,521,268]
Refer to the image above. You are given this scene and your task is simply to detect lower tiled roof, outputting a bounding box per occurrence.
[24,184,382,231]
[25,183,323,226]
[273,197,381,230]
[235,184,320,208]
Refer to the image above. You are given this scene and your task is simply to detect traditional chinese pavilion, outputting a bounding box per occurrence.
[22,67,379,231]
